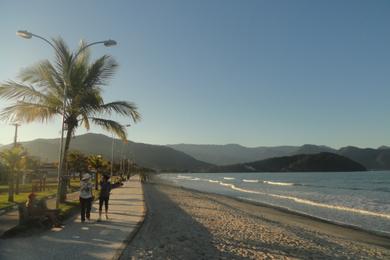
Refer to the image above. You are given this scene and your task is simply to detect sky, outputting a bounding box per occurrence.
[0,0,389,148]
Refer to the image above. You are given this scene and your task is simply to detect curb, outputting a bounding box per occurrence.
[112,177,147,260]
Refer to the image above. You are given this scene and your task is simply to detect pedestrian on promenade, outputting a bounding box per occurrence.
[79,173,93,223]
[98,174,111,221]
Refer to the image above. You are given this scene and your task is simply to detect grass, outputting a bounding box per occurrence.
[58,201,80,220]
[0,180,81,209]
[0,175,124,209]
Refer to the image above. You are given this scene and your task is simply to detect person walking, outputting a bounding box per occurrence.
[98,174,111,221]
[79,173,93,223]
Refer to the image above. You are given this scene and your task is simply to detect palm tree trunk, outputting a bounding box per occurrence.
[8,171,14,202]
[15,171,20,195]
[58,126,73,203]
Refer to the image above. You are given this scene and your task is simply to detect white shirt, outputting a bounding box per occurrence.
[80,181,93,199]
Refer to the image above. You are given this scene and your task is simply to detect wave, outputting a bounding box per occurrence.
[223,177,235,180]
[215,181,390,220]
[263,181,294,186]
[208,180,219,183]
[242,179,259,183]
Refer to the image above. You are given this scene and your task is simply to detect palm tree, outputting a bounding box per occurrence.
[0,145,27,202]
[88,155,108,190]
[0,161,7,184]
[0,38,141,202]
[22,155,41,188]
[67,150,88,180]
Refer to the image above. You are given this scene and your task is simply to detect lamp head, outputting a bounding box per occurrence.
[104,39,117,47]
[16,30,32,39]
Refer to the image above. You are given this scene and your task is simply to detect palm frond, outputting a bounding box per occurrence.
[52,37,72,83]
[74,89,103,115]
[75,40,91,67]
[19,60,64,95]
[0,81,48,102]
[84,55,118,88]
[99,101,141,122]
[79,112,90,130]
[0,101,58,123]
[90,117,127,140]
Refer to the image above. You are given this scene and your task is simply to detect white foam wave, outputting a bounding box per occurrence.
[242,179,259,183]
[217,182,390,220]
[175,176,390,220]
[264,181,294,186]
[219,182,233,187]
[223,177,235,180]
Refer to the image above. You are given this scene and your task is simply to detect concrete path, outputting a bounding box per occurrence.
[0,176,145,260]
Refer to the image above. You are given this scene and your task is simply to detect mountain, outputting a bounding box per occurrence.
[338,146,390,170]
[168,143,390,170]
[3,134,390,171]
[167,144,298,165]
[211,153,367,172]
[0,133,213,172]
[295,144,336,154]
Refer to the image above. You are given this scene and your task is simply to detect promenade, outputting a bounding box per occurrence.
[0,176,145,260]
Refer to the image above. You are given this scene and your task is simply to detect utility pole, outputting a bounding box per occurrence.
[8,123,20,202]
[12,123,20,147]
[111,134,115,178]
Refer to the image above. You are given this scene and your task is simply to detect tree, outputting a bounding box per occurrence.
[0,161,8,185]
[0,38,141,202]
[67,150,88,180]
[88,155,108,190]
[0,145,27,202]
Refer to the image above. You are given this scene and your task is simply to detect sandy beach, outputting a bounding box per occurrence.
[120,182,390,259]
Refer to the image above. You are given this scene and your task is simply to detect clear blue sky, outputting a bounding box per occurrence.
[0,0,389,148]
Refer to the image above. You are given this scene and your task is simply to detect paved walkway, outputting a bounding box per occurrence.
[0,176,145,260]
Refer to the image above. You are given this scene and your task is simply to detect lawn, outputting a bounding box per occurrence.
[0,180,81,209]
[0,176,123,209]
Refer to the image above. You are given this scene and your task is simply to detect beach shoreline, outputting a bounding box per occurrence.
[121,181,390,259]
[158,178,390,242]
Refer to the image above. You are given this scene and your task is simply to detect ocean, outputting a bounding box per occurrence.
[158,171,390,236]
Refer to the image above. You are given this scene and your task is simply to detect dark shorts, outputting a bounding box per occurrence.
[99,196,109,211]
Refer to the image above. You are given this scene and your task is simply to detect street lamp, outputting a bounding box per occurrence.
[17,30,117,208]
[111,124,131,178]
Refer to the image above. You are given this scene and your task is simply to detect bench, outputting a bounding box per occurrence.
[18,203,50,227]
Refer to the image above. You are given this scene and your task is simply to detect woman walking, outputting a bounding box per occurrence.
[98,175,111,221]
[79,173,93,223]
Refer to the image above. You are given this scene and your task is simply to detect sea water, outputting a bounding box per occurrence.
[158,171,390,235]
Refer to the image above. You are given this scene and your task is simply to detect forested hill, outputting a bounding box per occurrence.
[0,133,213,172]
[210,152,367,172]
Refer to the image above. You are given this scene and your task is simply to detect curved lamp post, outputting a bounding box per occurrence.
[17,30,117,208]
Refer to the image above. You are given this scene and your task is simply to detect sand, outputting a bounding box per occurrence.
[120,182,390,259]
